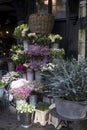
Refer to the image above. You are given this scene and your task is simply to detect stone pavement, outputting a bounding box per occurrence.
[0,103,71,130]
[0,103,87,130]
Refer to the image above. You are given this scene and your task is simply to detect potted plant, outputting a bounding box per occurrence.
[42,59,87,120]
[16,102,35,128]
[34,102,49,126]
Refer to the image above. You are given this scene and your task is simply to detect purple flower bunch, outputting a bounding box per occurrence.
[16,64,26,73]
[27,45,50,70]
[29,58,48,71]
[28,45,50,56]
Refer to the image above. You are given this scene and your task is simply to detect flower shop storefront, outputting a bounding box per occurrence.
[0,0,87,130]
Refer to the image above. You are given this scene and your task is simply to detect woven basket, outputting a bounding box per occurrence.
[29,13,54,33]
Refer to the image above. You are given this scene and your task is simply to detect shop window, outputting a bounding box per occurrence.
[43,0,66,18]
[52,0,66,19]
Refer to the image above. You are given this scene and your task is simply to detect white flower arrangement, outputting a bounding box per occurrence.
[16,103,35,113]
[1,71,21,85]
[41,63,56,72]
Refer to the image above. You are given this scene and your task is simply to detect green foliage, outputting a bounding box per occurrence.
[50,48,65,59]
[10,45,29,65]
[37,102,49,111]
[34,33,62,46]
[43,59,87,101]
[13,24,29,40]
[34,34,51,45]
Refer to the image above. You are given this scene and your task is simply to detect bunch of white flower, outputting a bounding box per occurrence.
[2,71,21,85]
[41,63,56,72]
[16,103,35,113]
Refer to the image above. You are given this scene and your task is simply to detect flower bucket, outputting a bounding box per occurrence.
[20,113,32,128]
[0,87,4,98]
[16,99,26,121]
[54,98,87,120]
[26,69,34,81]
[16,99,26,107]
[29,95,37,106]
[22,73,27,79]
[35,71,42,82]
[23,40,29,51]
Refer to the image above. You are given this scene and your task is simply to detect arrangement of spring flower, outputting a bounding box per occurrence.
[48,34,62,43]
[13,24,29,40]
[30,81,44,92]
[16,103,35,113]
[27,33,37,43]
[50,48,65,59]
[11,48,29,66]
[41,63,56,73]
[1,71,21,85]
[27,45,50,71]
[9,79,34,100]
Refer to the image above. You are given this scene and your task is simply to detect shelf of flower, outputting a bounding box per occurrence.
[10,24,65,106]
[11,26,64,82]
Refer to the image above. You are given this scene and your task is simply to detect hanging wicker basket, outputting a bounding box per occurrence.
[29,13,54,33]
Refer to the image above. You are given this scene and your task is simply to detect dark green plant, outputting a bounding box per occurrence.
[37,102,49,111]
[43,59,87,101]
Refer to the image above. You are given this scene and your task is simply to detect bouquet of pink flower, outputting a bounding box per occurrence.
[9,79,34,100]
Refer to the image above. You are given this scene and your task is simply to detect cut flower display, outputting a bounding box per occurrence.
[13,24,29,40]
[9,79,34,100]
[16,103,35,113]
[1,71,21,85]
[28,44,50,70]
[41,63,56,72]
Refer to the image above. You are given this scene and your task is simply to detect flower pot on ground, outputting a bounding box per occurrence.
[34,103,49,126]
[54,98,87,120]
[16,103,35,128]
[42,59,87,120]
[20,112,32,128]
